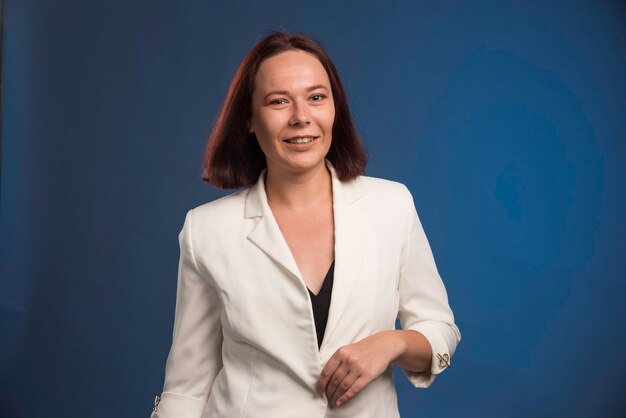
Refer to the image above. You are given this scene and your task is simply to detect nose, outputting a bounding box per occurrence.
[288,101,311,126]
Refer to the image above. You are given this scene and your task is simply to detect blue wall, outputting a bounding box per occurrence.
[1,1,625,417]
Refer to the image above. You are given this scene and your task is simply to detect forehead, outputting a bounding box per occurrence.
[254,50,330,92]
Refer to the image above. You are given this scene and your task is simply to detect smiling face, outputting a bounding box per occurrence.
[249,49,335,177]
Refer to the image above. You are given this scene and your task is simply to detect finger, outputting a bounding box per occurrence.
[325,363,350,401]
[335,375,369,407]
[329,368,360,407]
[315,356,342,395]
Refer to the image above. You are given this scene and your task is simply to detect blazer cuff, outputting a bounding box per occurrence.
[401,321,458,388]
[150,392,207,418]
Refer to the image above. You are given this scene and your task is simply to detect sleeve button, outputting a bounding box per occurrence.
[437,353,450,369]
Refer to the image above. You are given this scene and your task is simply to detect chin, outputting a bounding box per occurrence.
[282,157,327,173]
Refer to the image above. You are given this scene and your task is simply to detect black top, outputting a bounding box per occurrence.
[307,260,335,349]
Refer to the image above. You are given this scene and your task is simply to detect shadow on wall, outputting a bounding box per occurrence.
[419,45,603,415]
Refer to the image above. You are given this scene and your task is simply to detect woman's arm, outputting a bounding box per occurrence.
[395,185,461,388]
[315,329,433,407]
[388,329,433,373]
[151,209,223,418]
[316,185,460,407]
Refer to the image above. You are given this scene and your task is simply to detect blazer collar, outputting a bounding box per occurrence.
[244,159,369,351]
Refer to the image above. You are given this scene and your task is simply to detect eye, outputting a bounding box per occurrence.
[269,98,287,105]
[310,94,326,102]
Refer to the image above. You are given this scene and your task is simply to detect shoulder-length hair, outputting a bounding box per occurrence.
[201,31,367,189]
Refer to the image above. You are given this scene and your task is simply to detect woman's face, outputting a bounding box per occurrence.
[249,50,335,176]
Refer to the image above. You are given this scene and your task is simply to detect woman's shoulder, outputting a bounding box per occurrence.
[356,174,414,202]
[352,175,417,223]
[353,175,417,233]
[187,188,249,225]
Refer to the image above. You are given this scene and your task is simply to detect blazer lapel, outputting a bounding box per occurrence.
[244,160,370,349]
[323,162,369,349]
[245,168,303,281]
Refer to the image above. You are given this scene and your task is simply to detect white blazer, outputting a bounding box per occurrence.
[151,160,460,418]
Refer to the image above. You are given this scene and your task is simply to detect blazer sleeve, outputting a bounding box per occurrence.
[151,209,223,418]
[396,186,461,388]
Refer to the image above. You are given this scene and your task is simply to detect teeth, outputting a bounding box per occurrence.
[286,137,316,144]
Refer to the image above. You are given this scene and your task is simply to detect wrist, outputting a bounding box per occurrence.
[375,330,407,363]
[393,330,433,373]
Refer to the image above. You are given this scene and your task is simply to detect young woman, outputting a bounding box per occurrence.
[151,31,460,418]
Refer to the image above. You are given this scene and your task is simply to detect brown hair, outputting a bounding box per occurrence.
[201,30,367,189]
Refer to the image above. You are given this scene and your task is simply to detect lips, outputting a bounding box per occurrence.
[283,136,319,144]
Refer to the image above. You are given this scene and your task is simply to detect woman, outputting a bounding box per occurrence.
[151,31,460,418]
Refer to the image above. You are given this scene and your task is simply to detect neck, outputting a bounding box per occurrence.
[264,161,332,212]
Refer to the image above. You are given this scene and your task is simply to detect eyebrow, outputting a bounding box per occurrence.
[263,84,329,100]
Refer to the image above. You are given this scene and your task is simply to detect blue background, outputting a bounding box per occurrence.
[1,1,625,417]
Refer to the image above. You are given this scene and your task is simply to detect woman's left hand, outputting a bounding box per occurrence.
[315,331,404,408]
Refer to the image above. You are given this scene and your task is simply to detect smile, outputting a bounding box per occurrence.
[283,136,319,144]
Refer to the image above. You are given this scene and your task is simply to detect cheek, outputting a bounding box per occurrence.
[253,116,285,156]
[256,111,285,138]
[322,102,336,126]
[323,109,335,132]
